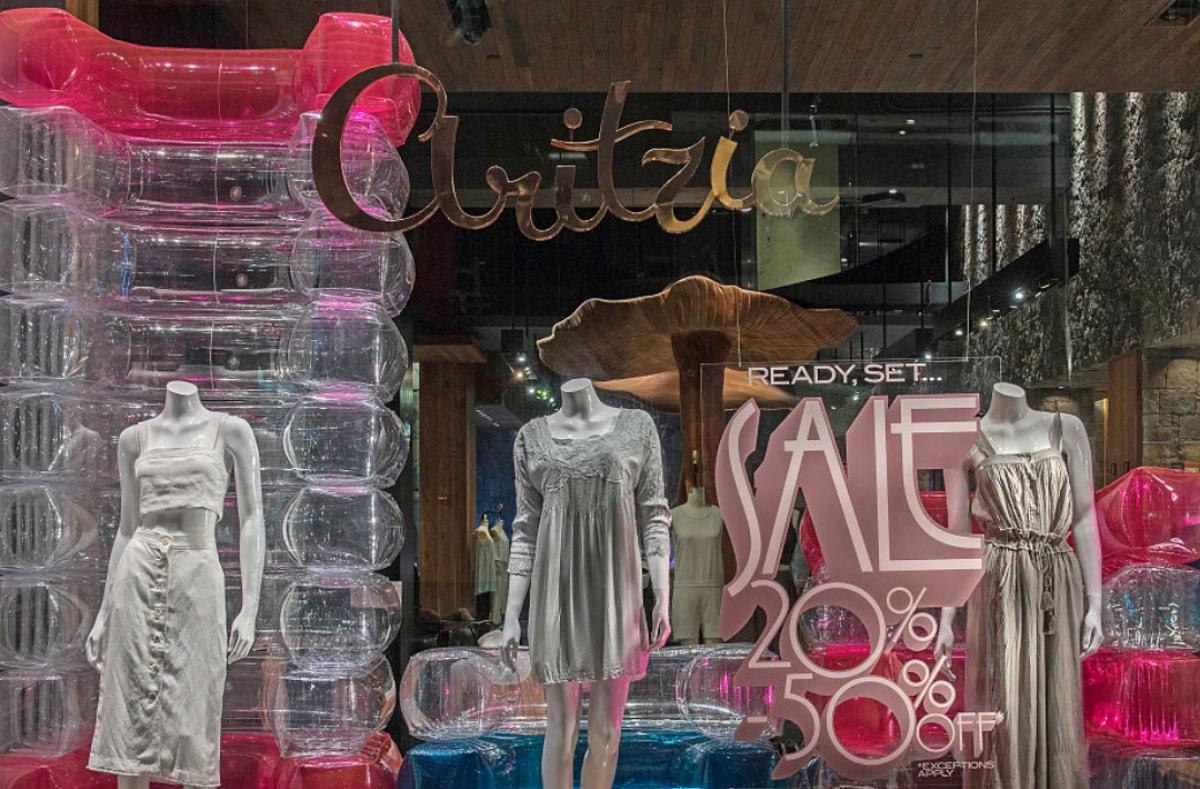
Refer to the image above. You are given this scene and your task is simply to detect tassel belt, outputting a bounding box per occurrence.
[986,527,1072,636]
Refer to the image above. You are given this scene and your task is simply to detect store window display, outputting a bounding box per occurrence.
[85,381,264,789]
[500,378,671,789]
[670,487,725,645]
[937,382,1103,789]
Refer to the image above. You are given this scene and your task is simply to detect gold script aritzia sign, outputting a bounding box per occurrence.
[312,64,837,240]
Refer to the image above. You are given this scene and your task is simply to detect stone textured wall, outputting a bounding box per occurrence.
[968,92,1200,386]
[962,203,1048,286]
[1142,350,1200,470]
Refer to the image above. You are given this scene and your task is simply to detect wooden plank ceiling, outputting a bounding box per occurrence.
[216,0,1200,93]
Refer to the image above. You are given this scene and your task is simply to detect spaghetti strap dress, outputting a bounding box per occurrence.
[964,412,1088,789]
[89,415,230,788]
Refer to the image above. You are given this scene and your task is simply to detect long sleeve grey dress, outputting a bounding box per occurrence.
[965,413,1088,789]
[509,409,671,685]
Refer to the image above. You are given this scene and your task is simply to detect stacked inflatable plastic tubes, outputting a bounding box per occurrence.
[0,9,420,785]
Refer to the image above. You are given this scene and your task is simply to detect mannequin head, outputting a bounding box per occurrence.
[687,486,706,508]
[986,382,1030,422]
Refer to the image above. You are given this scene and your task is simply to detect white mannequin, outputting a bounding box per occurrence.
[935,382,1104,659]
[85,381,265,789]
[500,378,670,789]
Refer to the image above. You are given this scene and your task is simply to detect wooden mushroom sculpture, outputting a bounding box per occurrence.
[538,275,857,504]
[595,369,798,412]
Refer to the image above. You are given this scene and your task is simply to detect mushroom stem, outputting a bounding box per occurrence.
[670,330,732,507]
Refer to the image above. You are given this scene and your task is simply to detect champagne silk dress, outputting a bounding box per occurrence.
[965,412,1087,789]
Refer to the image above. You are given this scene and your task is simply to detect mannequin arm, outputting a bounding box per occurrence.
[226,416,264,663]
[935,454,973,661]
[85,426,141,671]
[501,430,539,671]
[636,414,671,648]
[1062,414,1104,657]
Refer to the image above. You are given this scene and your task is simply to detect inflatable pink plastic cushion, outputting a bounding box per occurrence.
[1096,466,1200,577]
[0,9,420,144]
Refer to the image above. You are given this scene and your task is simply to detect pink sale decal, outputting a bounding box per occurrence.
[716,395,1004,781]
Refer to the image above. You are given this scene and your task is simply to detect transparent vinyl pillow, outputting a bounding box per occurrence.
[0,386,407,486]
[398,647,539,741]
[0,664,98,757]
[0,296,407,399]
[279,571,401,669]
[0,484,117,571]
[211,486,403,572]
[270,656,395,757]
[281,486,404,571]
[676,644,778,739]
[0,106,408,223]
[0,571,102,669]
[1103,564,1200,651]
[226,570,305,655]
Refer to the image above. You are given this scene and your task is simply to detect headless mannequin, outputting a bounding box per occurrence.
[673,487,723,646]
[85,381,265,789]
[935,382,1104,659]
[500,378,670,789]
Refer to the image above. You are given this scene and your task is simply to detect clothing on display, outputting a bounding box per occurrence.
[89,404,250,788]
[474,520,495,597]
[489,522,510,625]
[509,408,670,685]
[670,501,724,643]
[965,411,1088,789]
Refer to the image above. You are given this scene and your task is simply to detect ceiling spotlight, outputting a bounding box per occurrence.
[851,393,860,402]
[515,353,526,364]
[1013,289,1026,301]
[514,370,525,381]
[898,129,908,136]
[905,118,916,126]
[840,256,849,264]
[526,385,535,395]
[954,327,965,337]
[446,0,491,44]
[922,351,933,361]
[978,318,990,330]
[887,188,899,195]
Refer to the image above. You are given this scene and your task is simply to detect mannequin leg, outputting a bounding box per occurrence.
[542,681,583,789]
[580,676,632,789]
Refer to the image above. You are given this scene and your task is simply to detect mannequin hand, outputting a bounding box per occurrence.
[84,617,106,672]
[500,616,521,672]
[933,622,955,662]
[227,609,256,664]
[1080,606,1103,659]
[649,599,670,650]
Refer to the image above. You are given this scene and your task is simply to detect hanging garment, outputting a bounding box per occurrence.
[89,417,230,787]
[509,409,670,685]
[965,412,1087,789]
[670,504,725,641]
[490,527,510,625]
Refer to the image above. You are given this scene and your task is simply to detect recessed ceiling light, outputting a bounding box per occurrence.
[905,118,916,126]
[954,327,965,337]
[887,188,898,195]
[898,129,908,136]
[840,256,848,263]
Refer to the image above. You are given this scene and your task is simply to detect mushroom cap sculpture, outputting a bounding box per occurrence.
[595,368,797,413]
[538,275,857,506]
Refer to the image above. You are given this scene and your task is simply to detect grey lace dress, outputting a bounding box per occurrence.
[509,409,671,685]
[965,413,1087,789]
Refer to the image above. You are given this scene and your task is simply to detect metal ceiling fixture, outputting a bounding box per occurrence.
[446,0,491,44]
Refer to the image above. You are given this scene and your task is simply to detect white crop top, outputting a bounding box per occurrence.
[134,415,230,519]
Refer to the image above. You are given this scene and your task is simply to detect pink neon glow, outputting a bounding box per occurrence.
[1083,647,1200,749]
[810,643,966,754]
[1095,467,1200,577]
[0,732,397,787]
[0,9,420,144]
